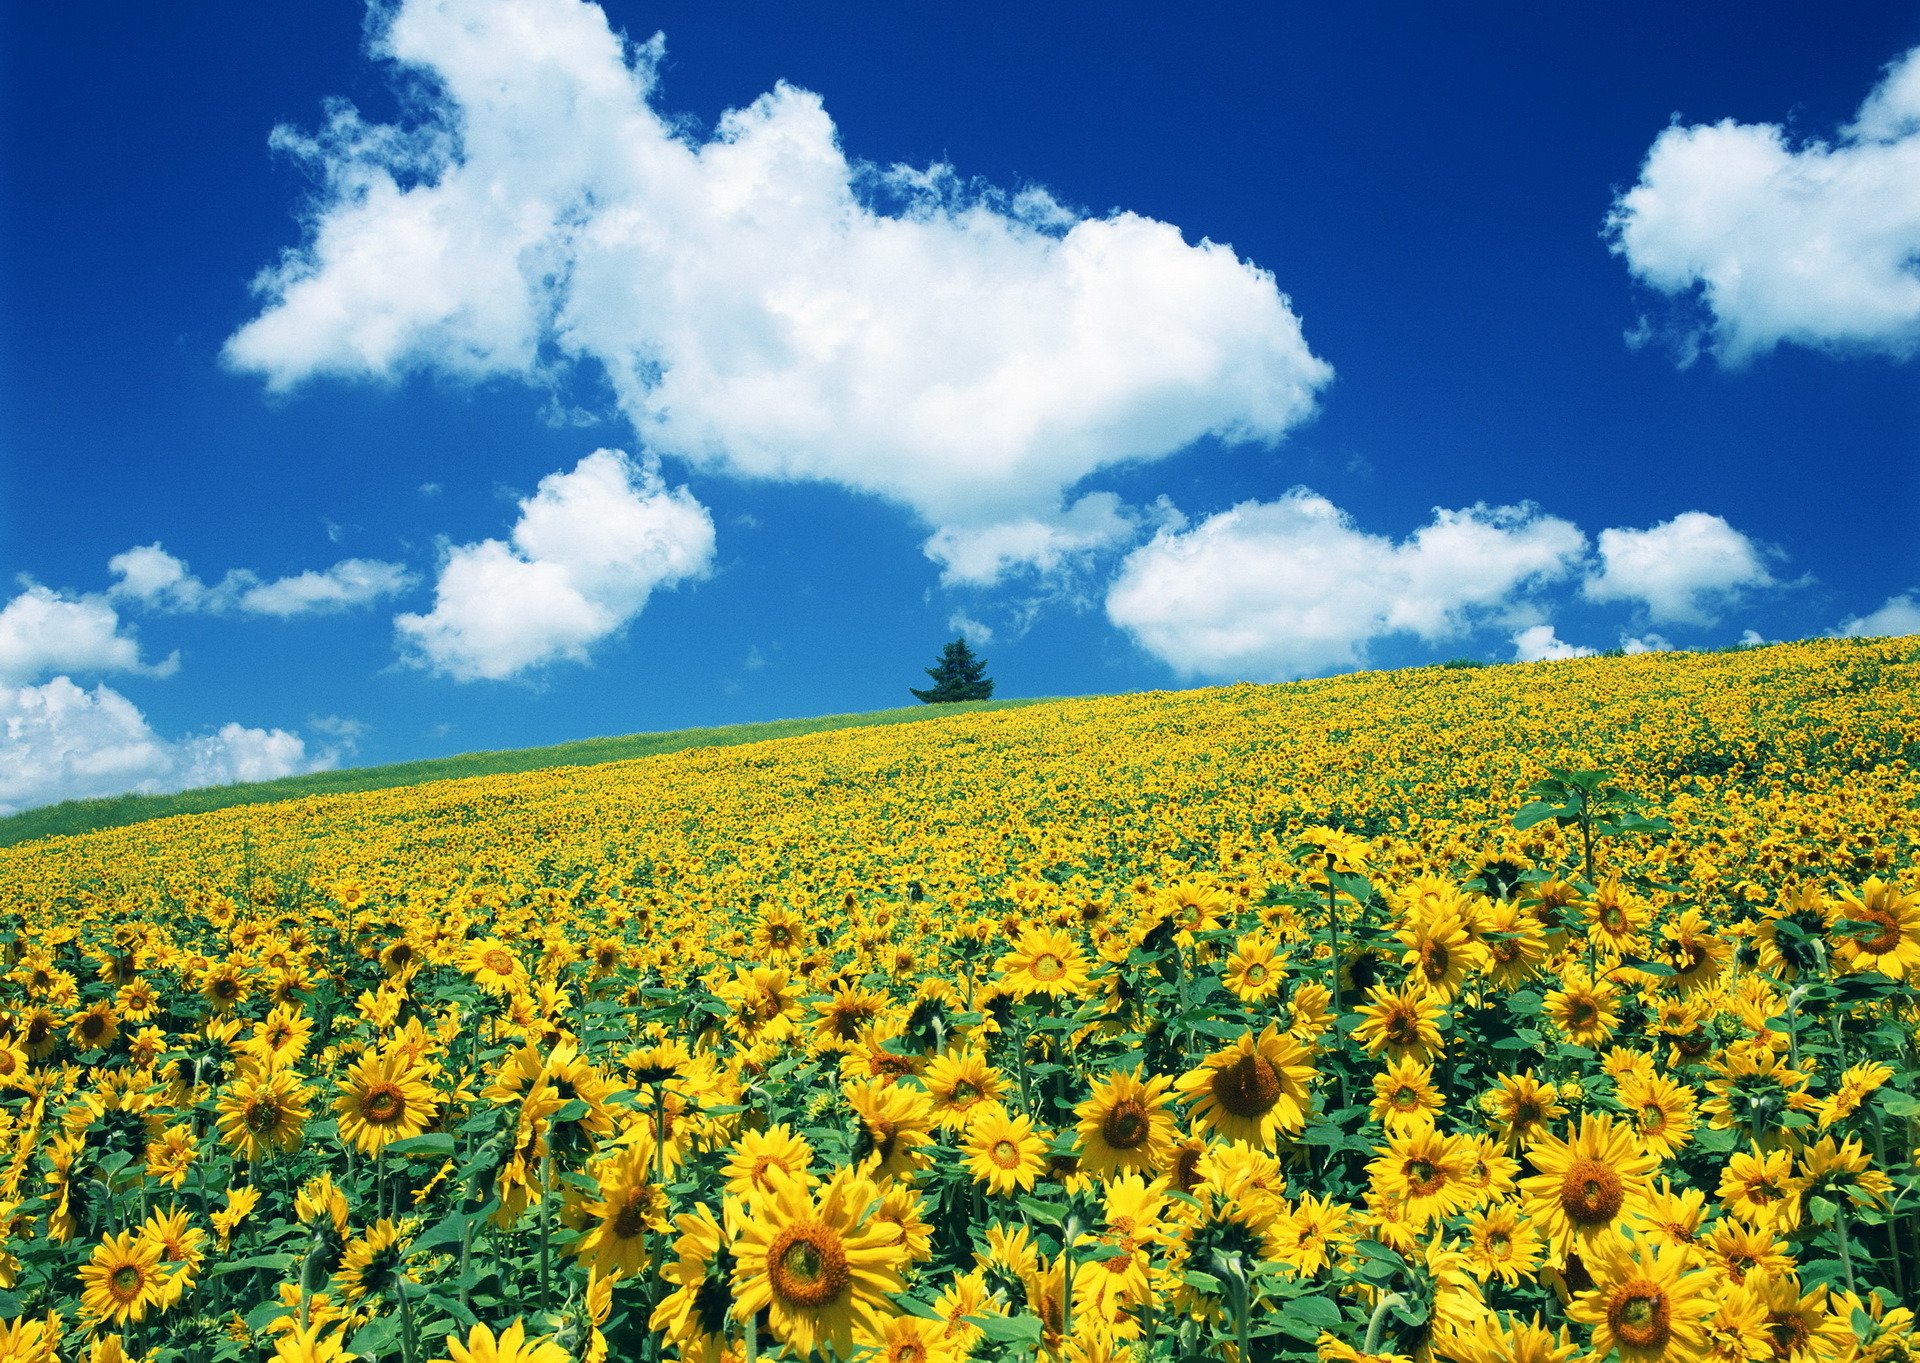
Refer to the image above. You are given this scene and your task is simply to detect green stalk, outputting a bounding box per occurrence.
[1363,1292,1407,1357]
[538,1146,555,1315]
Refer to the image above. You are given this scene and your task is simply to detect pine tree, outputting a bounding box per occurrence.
[911,637,995,703]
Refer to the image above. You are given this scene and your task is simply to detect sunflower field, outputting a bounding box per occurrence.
[0,636,1916,1363]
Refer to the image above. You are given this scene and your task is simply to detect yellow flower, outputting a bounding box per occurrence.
[995,927,1092,998]
[1369,1055,1443,1133]
[430,1320,571,1363]
[1174,1024,1316,1147]
[333,1048,439,1156]
[211,1184,261,1250]
[963,1103,1048,1197]
[78,1230,168,1325]
[1352,983,1445,1063]
[921,1046,1008,1131]
[1828,876,1920,979]
[568,1139,670,1276]
[215,1062,312,1161]
[1567,1239,1714,1363]
[1073,1065,1177,1180]
[650,1202,734,1363]
[1518,1114,1657,1255]
[731,1167,906,1360]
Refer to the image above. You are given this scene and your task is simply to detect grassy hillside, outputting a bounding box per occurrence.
[0,696,1046,847]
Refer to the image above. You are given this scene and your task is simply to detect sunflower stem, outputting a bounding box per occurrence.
[1363,1291,1406,1356]
[539,1145,555,1315]
[1871,1122,1906,1300]
[1833,1202,1858,1295]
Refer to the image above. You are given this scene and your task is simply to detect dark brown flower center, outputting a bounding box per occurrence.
[768,1223,849,1308]
[1101,1099,1150,1150]
[110,1265,144,1297]
[361,1085,404,1124]
[1561,1158,1625,1226]
[1609,1286,1671,1349]
[1210,1053,1281,1119]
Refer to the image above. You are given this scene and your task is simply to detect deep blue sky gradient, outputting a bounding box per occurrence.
[1,1,1915,767]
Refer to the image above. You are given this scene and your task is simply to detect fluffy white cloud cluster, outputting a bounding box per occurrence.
[1839,591,1920,637]
[1105,491,1587,679]
[0,581,328,814]
[0,585,172,684]
[1608,46,1920,363]
[108,545,411,617]
[1511,624,1596,662]
[226,0,1331,576]
[0,678,323,815]
[397,448,714,681]
[1583,512,1775,624]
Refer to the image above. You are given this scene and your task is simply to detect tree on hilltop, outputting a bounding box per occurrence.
[911,637,994,703]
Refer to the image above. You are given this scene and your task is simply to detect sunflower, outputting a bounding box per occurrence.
[69,1000,119,1052]
[1440,1313,1577,1363]
[215,1063,312,1162]
[730,1167,906,1360]
[963,1103,1049,1197]
[568,1140,670,1276]
[862,1314,960,1363]
[335,1218,412,1302]
[921,1047,1007,1131]
[722,1124,817,1203]
[1462,1203,1541,1285]
[334,1048,439,1156]
[138,1205,205,1307]
[1568,1238,1714,1363]
[650,1202,735,1363]
[0,1313,60,1363]
[1812,1060,1893,1129]
[1074,1065,1177,1179]
[1268,1190,1352,1277]
[211,1184,261,1250]
[271,1321,358,1362]
[995,927,1092,998]
[143,1123,199,1190]
[430,1320,571,1363]
[1174,1024,1315,1147]
[1795,1134,1893,1212]
[1478,900,1550,990]
[78,1229,169,1325]
[462,939,528,996]
[1585,877,1652,959]
[1650,908,1728,994]
[1222,934,1285,1004]
[1542,966,1621,1048]
[1369,1055,1443,1133]
[872,1183,935,1263]
[1701,1050,1809,1145]
[245,1003,315,1069]
[1395,898,1487,1002]
[1745,1275,1854,1363]
[1367,1124,1478,1226]
[1827,876,1920,979]
[845,1078,935,1183]
[1352,983,1445,1063]
[1519,1114,1658,1255]
[1615,1070,1698,1160]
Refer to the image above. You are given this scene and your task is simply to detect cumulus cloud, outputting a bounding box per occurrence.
[109,544,412,618]
[0,586,173,686]
[1105,490,1586,680]
[1838,591,1920,637]
[1621,633,1674,655]
[924,493,1145,588]
[946,612,994,646]
[226,0,1331,560]
[1608,46,1920,364]
[0,677,327,815]
[1512,624,1596,662]
[397,448,714,680]
[1583,512,1775,624]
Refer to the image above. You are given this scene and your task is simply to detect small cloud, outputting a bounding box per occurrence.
[1511,624,1596,662]
[396,448,715,681]
[1583,512,1777,625]
[1837,590,1920,638]
[1739,629,1768,647]
[237,559,414,618]
[1621,632,1674,654]
[419,482,443,497]
[0,584,169,685]
[946,612,994,646]
[743,645,767,671]
[925,492,1142,588]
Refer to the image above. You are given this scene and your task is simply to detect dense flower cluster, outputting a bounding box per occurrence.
[0,636,1913,1362]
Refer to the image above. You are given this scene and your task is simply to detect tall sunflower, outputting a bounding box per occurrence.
[731,1167,906,1360]
[1174,1024,1315,1147]
[995,927,1092,998]
[1519,1114,1658,1256]
[568,1140,670,1277]
[1567,1239,1715,1363]
[430,1320,571,1363]
[962,1104,1048,1197]
[921,1047,1007,1132]
[333,1049,439,1157]
[1074,1065,1177,1179]
[78,1229,168,1325]
[1828,877,1920,979]
[215,1063,312,1162]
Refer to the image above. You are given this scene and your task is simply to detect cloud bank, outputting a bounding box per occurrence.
[226,0,1331,574]
[108,545,413,617]
[1609,46,1920,364]
[396,448,714,680]
[1582,511,1775,625]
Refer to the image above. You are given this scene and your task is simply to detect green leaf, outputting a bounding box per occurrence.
[348,1314,403,1358]
[1287,1295,1343,1328]
[386,1133,457,1159]
[965,1313,1042,1346]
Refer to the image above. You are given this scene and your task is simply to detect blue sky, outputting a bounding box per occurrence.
[1,0,1916,811]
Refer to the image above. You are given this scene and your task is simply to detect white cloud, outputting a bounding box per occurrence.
[397,448,714,680]
[946,612,994,646]
[236,559,414,617]
[0,677,327,815]
[1838,591,1920,637]
[1608,46,1920,364]
[226,0,1332,557]
[109,543,412,618]
[0,586,173,686]
[1105,490,1586,680]
[1583,512,1775,625]
[1739,629,1768,647]
[1621,633,1674,655]
[1512,624,1596,662]
[924,493,1143,587]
